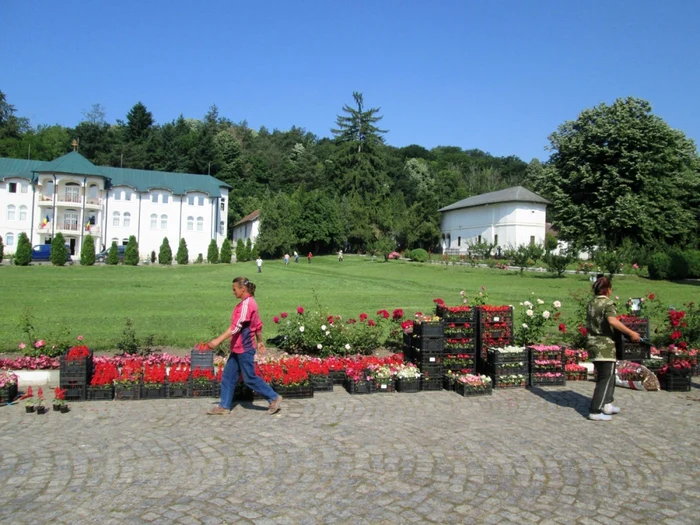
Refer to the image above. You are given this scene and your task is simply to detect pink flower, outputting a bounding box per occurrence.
[281,312,288,318]
[273,316,280,324]
[34,340,45,349]
[297,307,304,315]
[77,335,84,341]
[18,342,26,350]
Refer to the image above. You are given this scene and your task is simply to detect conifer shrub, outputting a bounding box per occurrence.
[81,235,96,266]
[14,232,32,266]
[207,240,219,264]
[176,238,189,265]
[159,238,172,265]
[106,241,119,265]
[124,235,139,266]
[50,233,68,266]
[220,238,232,264]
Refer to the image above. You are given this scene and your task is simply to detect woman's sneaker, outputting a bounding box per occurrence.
[589,413,612,421]
[267,395,283,415]
[603,403,620,415]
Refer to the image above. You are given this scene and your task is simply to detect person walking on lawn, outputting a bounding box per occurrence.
[206,276,282,415]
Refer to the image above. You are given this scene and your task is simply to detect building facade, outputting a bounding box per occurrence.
[0,151,231,261]
[438,186,550,254]
[231,209,260,247]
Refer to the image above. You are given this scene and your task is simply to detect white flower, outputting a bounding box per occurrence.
[526,309,534,317]
[523,301,533,308]
[317,344,323,350]
[345,344,351,350]
[325,331,330,336]
[553,301,561,308]
[321,325,327,331]
[537,299,544,305]
[519,302,524,306]
[460,290,465,296]
[299,326,305,332]
[522,323,529,329]
[542,311,551,319]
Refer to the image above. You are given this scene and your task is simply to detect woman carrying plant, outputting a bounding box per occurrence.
[586,276,640,421]
[206,276,282,415]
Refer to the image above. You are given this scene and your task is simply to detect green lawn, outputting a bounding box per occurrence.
[0,256,695,352]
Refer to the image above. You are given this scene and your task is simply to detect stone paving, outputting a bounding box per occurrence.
[1,380,699,525]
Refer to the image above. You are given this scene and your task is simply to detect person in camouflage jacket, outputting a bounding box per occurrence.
[586,277,641,421]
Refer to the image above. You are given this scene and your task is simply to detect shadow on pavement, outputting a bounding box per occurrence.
[528,386,590,419]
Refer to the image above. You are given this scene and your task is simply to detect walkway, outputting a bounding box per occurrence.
[1,380,699,524]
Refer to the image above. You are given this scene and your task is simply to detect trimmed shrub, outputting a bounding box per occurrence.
[176,238,189,265]
[220,238,232,264]
[124,235,139,266]
[14,232,32,265]
[594,249,621,281]
[196,253,203,264]
[80,235,96,266]
[106,241,119,265]
[50,233,68,266]
[159,238,172,265]
[245,238,253,261]
[647,252,671,280]
[0,234,4,260]
[236,239,246,262]
[408,248,429,262]
[207,240,219,264]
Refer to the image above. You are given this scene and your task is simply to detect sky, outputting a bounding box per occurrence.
[1,0,699,162]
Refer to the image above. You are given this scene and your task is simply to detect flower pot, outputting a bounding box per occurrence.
[36,406,47,414]
[60,405,70,413]
[25,405,35,413]
[53,404,62,412]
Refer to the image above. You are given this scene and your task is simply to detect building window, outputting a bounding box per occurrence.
[150,214,157,229]
[9,182,17,193]
[187,216,194,231]
[457,236,461,247]
[113,211,120,227]
[160,214,168,229]
[123,212,131,228]
[111,237,119,246]
[494,235,498,246]
[198,196,204,206]
[114,190,121,201]
[530,236,535,246]
[220,199,225,211]
[19,205,27,221]
[122,238,129,246]
[220,221,225,233]
[187,195,195,206]
[6,233,14,246]
[21,183,28,194]
[162,194,169,204]
[124,190,132,201]
[7,205,16,220]
[196,217,203,231]
[478,235,482,244]
[151,194,158,203]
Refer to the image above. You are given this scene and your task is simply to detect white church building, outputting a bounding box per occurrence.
[0,150,231,261]
[438,186,550,254]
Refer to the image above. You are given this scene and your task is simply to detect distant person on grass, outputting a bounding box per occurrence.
[284,253,290,265]
[206,277,282,415]
[338,250,343,262]
[256,256,263,273]
[308,252,312,264]
[294,250,299,263]
[586,276,640,421]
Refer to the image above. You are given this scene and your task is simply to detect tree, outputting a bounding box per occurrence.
[544,251,575,277]
[219,238,232,264]
[207,240,219,263]
[530,97,700,250]
[126,101,154,142]
[256,192,299,257]
[80,235,95,266]
[50,233,68,266]
[544,232,558,254]
[106,241,119,265]
[244,239,253,262]
[0,234,4,261]
[176,238,189,265]
[14,233,31,265]
[159,238,172,265]
[235,239,247,262]
[124,235,139,266]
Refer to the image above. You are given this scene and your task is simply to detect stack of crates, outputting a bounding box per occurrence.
[410,320,444,390]
[529,346,566,387]
[60,350,94,401]
[477,306,515,373]
[486,347,528,389]
[441,306,478,376]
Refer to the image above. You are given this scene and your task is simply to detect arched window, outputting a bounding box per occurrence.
[160,214,168,229]
[7,204,16,220]
[113,211,120,227]
[187,216,194,231]
[19,205,27,221]
[122,238,129,246]
[150,214,157,229]
[123,212,131,228]
[65,182,80,203]
[220,221,225,233]
[88,184,98,199]
[196,216,204,232]
[6,233,14,246]
[111,237,119,247]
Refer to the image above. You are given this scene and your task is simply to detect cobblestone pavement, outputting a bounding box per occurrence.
[1,380,699,525]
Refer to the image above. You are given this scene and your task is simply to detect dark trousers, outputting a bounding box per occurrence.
[590,361,616,414]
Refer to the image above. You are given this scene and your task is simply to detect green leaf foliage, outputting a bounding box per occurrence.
[80,235,96,266]
[124,235,139,266]
[207,240,219,264]
[176,238,189,265]
[50,233,68,266]
[14,232,31,265]
[106,241,119,265]
[159,237,172,265]
[235,239,247,262]
[408,248,429,262]
[0,234,4,260]
[219,238,232,264]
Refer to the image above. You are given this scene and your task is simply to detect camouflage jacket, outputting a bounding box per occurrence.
[585,295,618,362]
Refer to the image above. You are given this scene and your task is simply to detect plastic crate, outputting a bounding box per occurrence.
[443,376,456,391]
[491,377,528,389]
[414,321,444,338]
[0,384,19,404]
[375,379,396,393]
[529,374,566,387]
[114,384,140,400]
[273,385,314,399]
[141,383,166,399]
[418,363,444,379]
[619,343,651,361]
[454,382,492,397]
[412,337,444,352]
[487,363,529,376]
[416,350,443,366]
[344,379,375,395]
[479,307,514,323]
[395,378,421,393]
[87,386,114,401]
[166,382,190,398]
[529,348,565,362]
[565,372,588,381]
[658,374,691,392]
[191,380,221,398]
[309,375,334,392]
[421,377,443,391]
[487,350,529,364]
[329,370,346,385]
[190,349,214,374]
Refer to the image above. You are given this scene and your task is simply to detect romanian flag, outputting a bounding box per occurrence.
[86,220,91,232]
[40,215,49,228]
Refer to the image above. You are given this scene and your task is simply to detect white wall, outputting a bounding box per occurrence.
[232,217,259,246]
[0,178,34,254]
[440,202,547,254]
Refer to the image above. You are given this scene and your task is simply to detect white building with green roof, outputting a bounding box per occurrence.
[0,150,231,261]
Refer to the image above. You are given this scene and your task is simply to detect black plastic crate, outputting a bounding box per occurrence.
[375,379,396,393]
[412,337,444,352]
[454,382,492,397]
[114,384,140,400]
[416,350,443,366]
[329,370,346,385]
[87,386,114,401]
[273,385,314,399]
[344,379,375,395]
[191,380,221,398]
[487,363,529,376]
[418,364,444,379]
[166,382,190,398]
[0,384,18,404]
[396,378,421,393]
[529,348,565,362]
[618,343,651,361]
[141,383,166,399]
[618,316,650,337]
[414,321,444,338]
[443,376,456,391]
[491,376,528,389]
[487,350,529,364]
[659,374,691,392]
[421,377,443,391]
[529,374,566,387]
[478,307,514,323]
[309,375,334,392]
[190,349,214,374]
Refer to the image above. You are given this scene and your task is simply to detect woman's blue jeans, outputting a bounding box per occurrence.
[219,351,278,409]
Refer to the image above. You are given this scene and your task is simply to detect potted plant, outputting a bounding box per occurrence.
[24,385,36,413]
[52,387,67,411]
[454,374,493,396]
[395,363,421,393]
[191,367,218,398]
[88,361,118,400]
[166,365,191,398]
[35,387,47,414]
[141,363,166,399]
[0,370,19,404]
[273,366,313,399]
[114,357,143,400]
[367,364,396,393]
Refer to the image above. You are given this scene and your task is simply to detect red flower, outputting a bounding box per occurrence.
[281,312,288,318]
[368,319,377,327]
[297,306,304,315]
[392,309,404,320]
[578,326,588,337]
[377,309,390,319]
[359,313,368,322]
[327,315,335,324]
[648,293,655,301]
[66,345,90,361]
[346,318,357,324]
[558,323,567,334]
[671,330,682,340]
[273,316,280,324]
